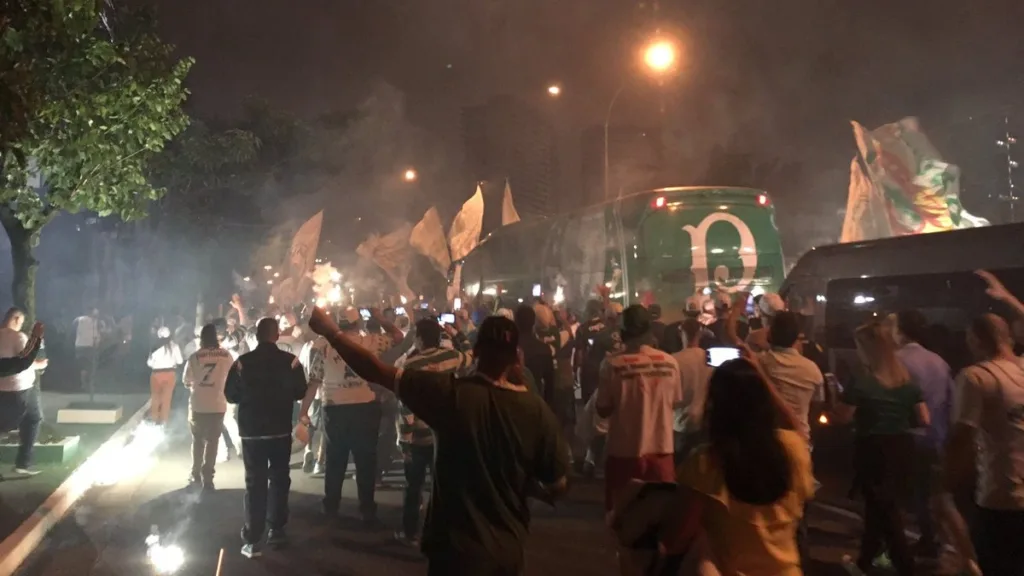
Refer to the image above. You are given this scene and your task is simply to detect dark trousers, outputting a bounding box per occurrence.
[912,443,941,551]
[0,386,43,469]
[402,443,434,537]
[973,506,1024,576]
[240,436,292,543]
[854,434,914,576]
[322,402,381,517]
[378,394,399,478]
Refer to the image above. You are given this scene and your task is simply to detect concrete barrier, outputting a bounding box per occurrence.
[0,399,151,576]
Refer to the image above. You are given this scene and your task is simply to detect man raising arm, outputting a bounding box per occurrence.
[308,307,569,576]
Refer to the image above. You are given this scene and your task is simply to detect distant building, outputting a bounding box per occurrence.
[460,95,558,217]
[930,110,1024,224]
[580,124,663,207]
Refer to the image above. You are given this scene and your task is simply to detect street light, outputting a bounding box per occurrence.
[403,168,418,182]
[643,40,677,73]
[604,36,680,201]
[547,84,561,97]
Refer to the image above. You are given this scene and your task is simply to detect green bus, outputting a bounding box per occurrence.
[460,186,786,320]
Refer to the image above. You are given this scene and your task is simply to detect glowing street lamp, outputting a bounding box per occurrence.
[403,168,418,182]
[643,40,677,73]
[604,35,681,200]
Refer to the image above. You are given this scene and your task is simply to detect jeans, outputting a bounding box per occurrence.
[0,386,42,469]
[189,412,224,484]
[402,443,433,537]
[973,506,1024,576]
[322,402,381,517]
[854,434,914,576]
[220,404,240,456]
[240,436,292,543]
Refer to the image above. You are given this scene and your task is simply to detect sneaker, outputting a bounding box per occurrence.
[311,464,325,478]
[240,543,262,559]
[202,482,216,493]
[12,467,41,477]
[393,530,420,547]
[302,452,316,474]
[267,529,287,549]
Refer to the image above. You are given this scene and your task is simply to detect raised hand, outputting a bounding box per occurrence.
[309,307,339,337]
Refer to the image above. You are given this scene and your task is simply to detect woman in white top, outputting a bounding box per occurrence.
[147,326,183,425]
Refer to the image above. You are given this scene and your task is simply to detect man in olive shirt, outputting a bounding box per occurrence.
[308,308,568,575]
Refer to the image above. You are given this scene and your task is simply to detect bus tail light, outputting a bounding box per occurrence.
[757,193,770,206]
[653,196,666,208]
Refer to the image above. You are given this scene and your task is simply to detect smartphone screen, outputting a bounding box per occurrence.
[440,313,456,325]
[706,347,741,367]
[395,307,406,316]
[359,309,371,320]
[419,302,430,310]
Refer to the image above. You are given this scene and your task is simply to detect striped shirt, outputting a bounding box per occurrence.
[396,346,473,445]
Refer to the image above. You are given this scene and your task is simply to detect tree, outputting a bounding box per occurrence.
[0,0,192,320]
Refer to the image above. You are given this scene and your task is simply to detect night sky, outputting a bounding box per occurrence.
[153,0,1024,247]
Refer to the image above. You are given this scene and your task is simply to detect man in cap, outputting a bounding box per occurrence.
[224,318,308,558]
[307,308,569,575]
[747,292,786,353]
[595,305,681,511]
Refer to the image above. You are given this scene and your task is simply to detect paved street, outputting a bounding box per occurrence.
[8,410,931,576]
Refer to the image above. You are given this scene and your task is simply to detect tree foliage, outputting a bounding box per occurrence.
[0,0,192,318]
[0,0,192,229]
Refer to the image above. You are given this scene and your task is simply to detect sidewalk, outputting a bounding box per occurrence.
[0,392,148,544]
[16,412,618,576]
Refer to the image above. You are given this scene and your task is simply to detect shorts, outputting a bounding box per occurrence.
[605,454,676,511]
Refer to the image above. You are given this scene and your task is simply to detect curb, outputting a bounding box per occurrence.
[0,399,152,576]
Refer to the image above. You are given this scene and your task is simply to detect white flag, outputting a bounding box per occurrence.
[448,185,485,262]
[356,224,416,300]
[410,207,451,277]
[501,179,521,226]
[273,210,323,306]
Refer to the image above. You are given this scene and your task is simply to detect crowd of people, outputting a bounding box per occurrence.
[4,268,1024,575]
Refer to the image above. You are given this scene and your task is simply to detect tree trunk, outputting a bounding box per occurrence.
[0,209,41,324]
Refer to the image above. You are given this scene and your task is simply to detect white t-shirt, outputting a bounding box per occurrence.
[74,316,100,348]
[596,345,682,458]
[309,333,392,406]
[955,358,1024,510]
[672,347,712,434]
[147,343,183,371]
[759,347,824,441]
[0,328,37,392]
[183,347,236,413]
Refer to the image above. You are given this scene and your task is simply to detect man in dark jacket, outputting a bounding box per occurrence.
[225,318,307,558]
[514,305,555,406]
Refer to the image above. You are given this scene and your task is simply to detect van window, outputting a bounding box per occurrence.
[825,268,1024,372]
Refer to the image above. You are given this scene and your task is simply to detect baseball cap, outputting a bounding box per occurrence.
[758,293,786,318]
[621,304,652,340]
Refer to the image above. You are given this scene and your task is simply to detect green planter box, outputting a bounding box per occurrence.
[0,435,80,464]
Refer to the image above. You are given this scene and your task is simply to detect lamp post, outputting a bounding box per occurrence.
[603,38,679,201]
